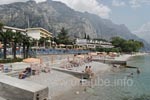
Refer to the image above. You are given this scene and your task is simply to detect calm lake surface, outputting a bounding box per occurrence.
[91,55,150,100]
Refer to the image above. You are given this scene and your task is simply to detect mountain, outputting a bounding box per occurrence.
[0,0,150,50]
[133,22,150,44]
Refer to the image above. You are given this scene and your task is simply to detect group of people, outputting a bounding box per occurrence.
[0,64,12,73]
[19,63,51,79]
[19,67,32,79]
[127,67,141,78]
[84,66,94,78]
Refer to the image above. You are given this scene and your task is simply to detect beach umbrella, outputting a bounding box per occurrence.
[59,44,65,46]
[76,55,85,59]
[23,58,41,63]
[0,42,3,48]
[89,52,97,56]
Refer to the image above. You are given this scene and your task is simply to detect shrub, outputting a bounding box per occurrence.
[0,58,23,63]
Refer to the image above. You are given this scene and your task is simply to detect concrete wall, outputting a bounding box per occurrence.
[0,74,48,100]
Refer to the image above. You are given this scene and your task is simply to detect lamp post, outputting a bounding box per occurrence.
[12,30,16,59]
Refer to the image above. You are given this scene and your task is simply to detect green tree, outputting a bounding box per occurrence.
[84,33,87,39]
[122,40,144,52]
[111,37,125,50]
[0,29,13,59]
[57,27,72,45]
[111,37,144,53]
[39,37,45,47]
[20,34,31,59]
[12,32,23,59]
[87,35,90,40]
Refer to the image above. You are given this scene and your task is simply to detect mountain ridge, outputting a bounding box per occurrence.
[0,0,150,50]
[133,22,150,45]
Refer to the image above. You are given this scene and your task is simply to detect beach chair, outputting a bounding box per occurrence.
[2,65,12,73]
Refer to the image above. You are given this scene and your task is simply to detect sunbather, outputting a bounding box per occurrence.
[85,66,89,73]
[19,67,32,79]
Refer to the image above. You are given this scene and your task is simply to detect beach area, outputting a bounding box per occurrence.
[52,53,148,100]
[0,53,148,100]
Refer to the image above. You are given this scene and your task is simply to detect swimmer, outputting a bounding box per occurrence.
[137,68,140,74]
[127,73,134,78]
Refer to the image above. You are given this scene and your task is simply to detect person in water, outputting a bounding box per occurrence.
[127,72,134,78]
[137,68,141,74]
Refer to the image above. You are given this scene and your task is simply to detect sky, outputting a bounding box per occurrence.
[0,0,150,31]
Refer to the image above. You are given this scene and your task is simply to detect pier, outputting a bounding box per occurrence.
[92,59,127,65]
[52,67,89,78]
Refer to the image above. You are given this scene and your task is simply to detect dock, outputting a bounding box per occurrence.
[52,67,89,78]
[92,59,127,65]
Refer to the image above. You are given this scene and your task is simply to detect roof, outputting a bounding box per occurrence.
[26,27,52,35]
[3,26,26,32]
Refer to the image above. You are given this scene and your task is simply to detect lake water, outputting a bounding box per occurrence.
[55,55,150,100]
[90,55,150,100]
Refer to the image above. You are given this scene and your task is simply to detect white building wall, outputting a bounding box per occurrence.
[27,30,41,40]
[76,38,87,45]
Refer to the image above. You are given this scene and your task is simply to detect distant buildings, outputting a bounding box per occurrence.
[26,28,52,40]
[1,26,114,49]
[1,26,53,48]
[3,26,26,33]
[75,38,114,49]
[26,28,53,48]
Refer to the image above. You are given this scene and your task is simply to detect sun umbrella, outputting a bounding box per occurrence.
[76,55,85,59]
[23,58,41,63]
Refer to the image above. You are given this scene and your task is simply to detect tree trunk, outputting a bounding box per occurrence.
[23,42,26,59]
[13,42,17,59]
[26,44,29,58]
[3,40,7,59]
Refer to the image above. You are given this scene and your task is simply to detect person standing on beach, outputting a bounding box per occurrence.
[88,66,95,78]
[85,66,89,73]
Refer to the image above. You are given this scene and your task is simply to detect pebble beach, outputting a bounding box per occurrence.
[0,53,139,100]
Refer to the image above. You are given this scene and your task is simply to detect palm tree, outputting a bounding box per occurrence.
[39,37,46,47]
[25,36,32,58]
[12,32,23,59]
[21,34,32,58]
[0,25,13,59]
[0,24,3,58]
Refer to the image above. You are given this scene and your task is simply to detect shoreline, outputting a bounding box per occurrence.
[0,53,146,100]
[52,53,143,100]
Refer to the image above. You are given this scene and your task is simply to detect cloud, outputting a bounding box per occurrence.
[53,0,111,19]
[129,0,150,8]
[0,0,45,5]
[112,0,126,7]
